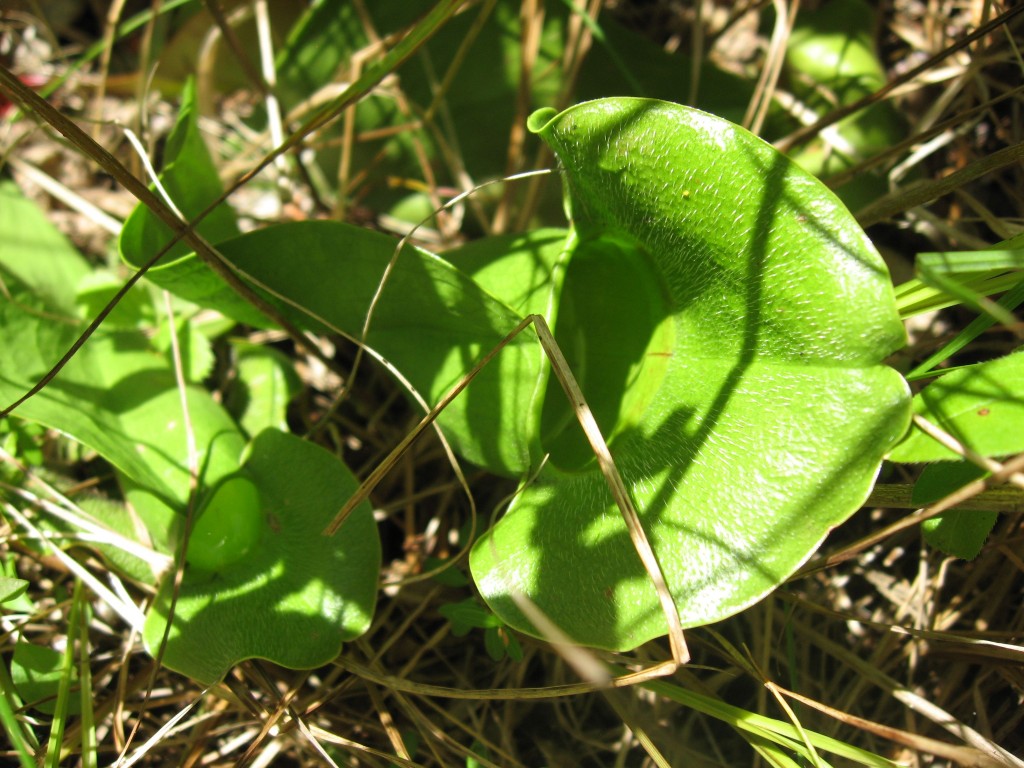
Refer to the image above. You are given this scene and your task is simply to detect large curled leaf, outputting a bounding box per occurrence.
[143,428,380,686]
[470,98,911,650]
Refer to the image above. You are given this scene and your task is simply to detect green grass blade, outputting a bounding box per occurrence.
[639,676,901,767]
[919,248,1024,274]
[43,581,82,768]
[916,249,1024,328]
[902,235,1024,378]
[0,662,37,768]
[907,276,1024,380]
[751,736,814,768]
[896,271,1024,317]
[77,597,96,768]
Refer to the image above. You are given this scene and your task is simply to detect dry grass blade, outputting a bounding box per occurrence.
[857,140,1024,226]
[327,310,689,668]
[770,684,1005,768]
[530,314,689,668]
[804,447,1024,574]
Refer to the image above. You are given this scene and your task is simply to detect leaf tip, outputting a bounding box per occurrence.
[527,107,558,135]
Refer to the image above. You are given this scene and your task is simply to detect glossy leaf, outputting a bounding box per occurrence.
[185,475,264,572]
[143,428,380,685]
[470,98,911,650]
[889,351,1024,462]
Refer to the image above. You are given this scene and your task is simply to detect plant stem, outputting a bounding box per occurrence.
[867,483,1024,513]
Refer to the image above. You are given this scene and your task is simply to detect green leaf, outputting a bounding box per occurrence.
[185,474,264,572]
[143,428,380,685]
[447,228,570,319]
[75,269,154,329]
[0,559,33,613]
[0,301,185,497]
[911,462,996,560]
[483,626,508,662]
[0,419,44,479]
[0,255,246,552]
[10,642,78,716]
[0,576,28,604]
[438,598,503,636]
[151,315,216,383]
[470,98,910,650]
[0,180,91,316]
[193,222,559,475]
[224,341,301,437]
[786,0,885,103]
[119,78,247,319]
[0,301,247,573]
[889,351,1024,462]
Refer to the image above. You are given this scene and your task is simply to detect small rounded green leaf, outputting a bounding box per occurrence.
[470,98,910,650]
[912,462,997,560]
[786,0,885,102]
[784,0,904,207]
[186,475,263,572]
[144,429,380,685]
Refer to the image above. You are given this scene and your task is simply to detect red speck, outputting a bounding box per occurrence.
[0,74,48,119]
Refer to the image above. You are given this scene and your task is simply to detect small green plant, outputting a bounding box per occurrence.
[3,3,1022,764]
[4,84,916,678]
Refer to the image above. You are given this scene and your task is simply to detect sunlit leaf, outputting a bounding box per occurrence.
[470,98,910,649]
[890,351,1024,462]
[143,429,380,685]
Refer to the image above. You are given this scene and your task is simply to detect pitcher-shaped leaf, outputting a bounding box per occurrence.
[470,98,911,650]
